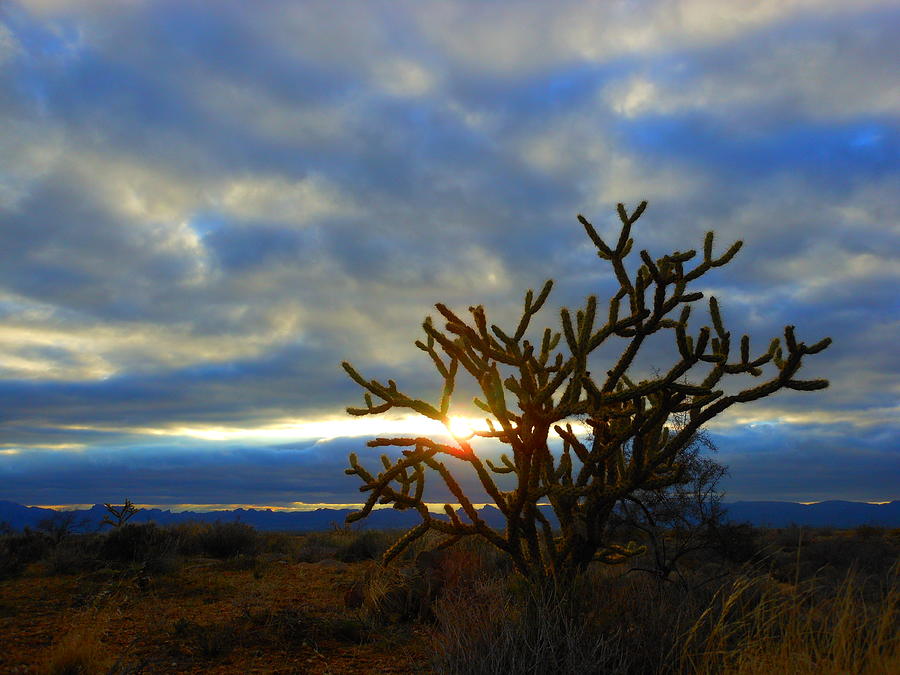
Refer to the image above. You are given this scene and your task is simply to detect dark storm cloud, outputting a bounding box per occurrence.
[0,0,897,505]
[713,422,900,503]
[0,436,497,506]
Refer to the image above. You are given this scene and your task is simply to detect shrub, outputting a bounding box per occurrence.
[711,522,763,564]
[0,529,51,578]
[169,521,209,556]
[293,528,392,563]
[46,535,103,575]
[338,530,389,562]
[259,531,297,557]
[100,522,178,570]
[169,617,235,659]
[854,524,885,539]
[197,521,260,558]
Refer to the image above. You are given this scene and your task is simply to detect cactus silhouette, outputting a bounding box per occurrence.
[342,202,831,582]
[101,498,139,528]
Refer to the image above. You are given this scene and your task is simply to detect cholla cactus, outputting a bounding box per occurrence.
[342,202,831,582]
[101,498,139,528]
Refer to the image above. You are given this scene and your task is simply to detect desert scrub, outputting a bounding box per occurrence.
[199,521,260,558]
[295,528,394,563]
[99,522,180,573]
[172,520,260,558]
[45,535,104,576]
[0,529,51,578]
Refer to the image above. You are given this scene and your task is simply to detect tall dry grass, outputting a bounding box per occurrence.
[681,566,899,674]
[430,563,899,675]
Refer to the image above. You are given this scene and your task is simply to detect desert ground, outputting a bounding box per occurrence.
[1,522,898,674]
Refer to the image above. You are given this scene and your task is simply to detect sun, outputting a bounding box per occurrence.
[447,416,476,439]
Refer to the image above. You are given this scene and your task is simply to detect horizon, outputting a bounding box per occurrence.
[1,1,898,507]
[14,499,900,514]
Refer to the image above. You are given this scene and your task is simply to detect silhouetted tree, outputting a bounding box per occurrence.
[611,421,728,586]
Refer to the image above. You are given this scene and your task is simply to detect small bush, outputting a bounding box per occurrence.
[0,529,51,578]
[169,521,209,556]
[711,522,764,564]
[338,530,388,562]
[294,531,342,562]
[169,617,235,659]
[359,564,425,624]
[260,531,297,557]
[773,524,808,550]
[170,520,261,558]
[431,562,733,674]
[294,528,392,563]
[854,524,885,539]
[188,521,260,559]
[46,536,103,575]
[100,522,178,571]
[218,553,259,572]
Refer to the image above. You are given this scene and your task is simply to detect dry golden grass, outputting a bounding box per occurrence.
[431,553,899,674]
[681,567,900,675]
[41,627,112,675]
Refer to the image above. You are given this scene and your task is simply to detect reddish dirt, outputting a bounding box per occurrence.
[0,559,436,674]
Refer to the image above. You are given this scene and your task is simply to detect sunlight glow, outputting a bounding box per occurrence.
[0,443,85,452]
[447,416,476,439]
[50,416,593,446]
[57,415,453,443]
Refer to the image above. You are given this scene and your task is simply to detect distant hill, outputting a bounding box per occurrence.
[1,499,898,533]
[723,500,900,528]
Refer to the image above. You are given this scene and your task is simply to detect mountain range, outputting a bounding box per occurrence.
[2,500,899,533]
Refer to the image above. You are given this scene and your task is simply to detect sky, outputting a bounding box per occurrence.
[0,0,897,510]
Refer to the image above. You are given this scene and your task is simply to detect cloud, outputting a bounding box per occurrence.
[216,174,358,226]
[0,20,21,66]
[603,12,900,125]
[0,0,896,505]
[713,421,900,502]
[372,58,438,98]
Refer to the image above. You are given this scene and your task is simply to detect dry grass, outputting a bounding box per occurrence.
[430,560,899,675]
[41,627,112,675]
[681,567,900,674]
